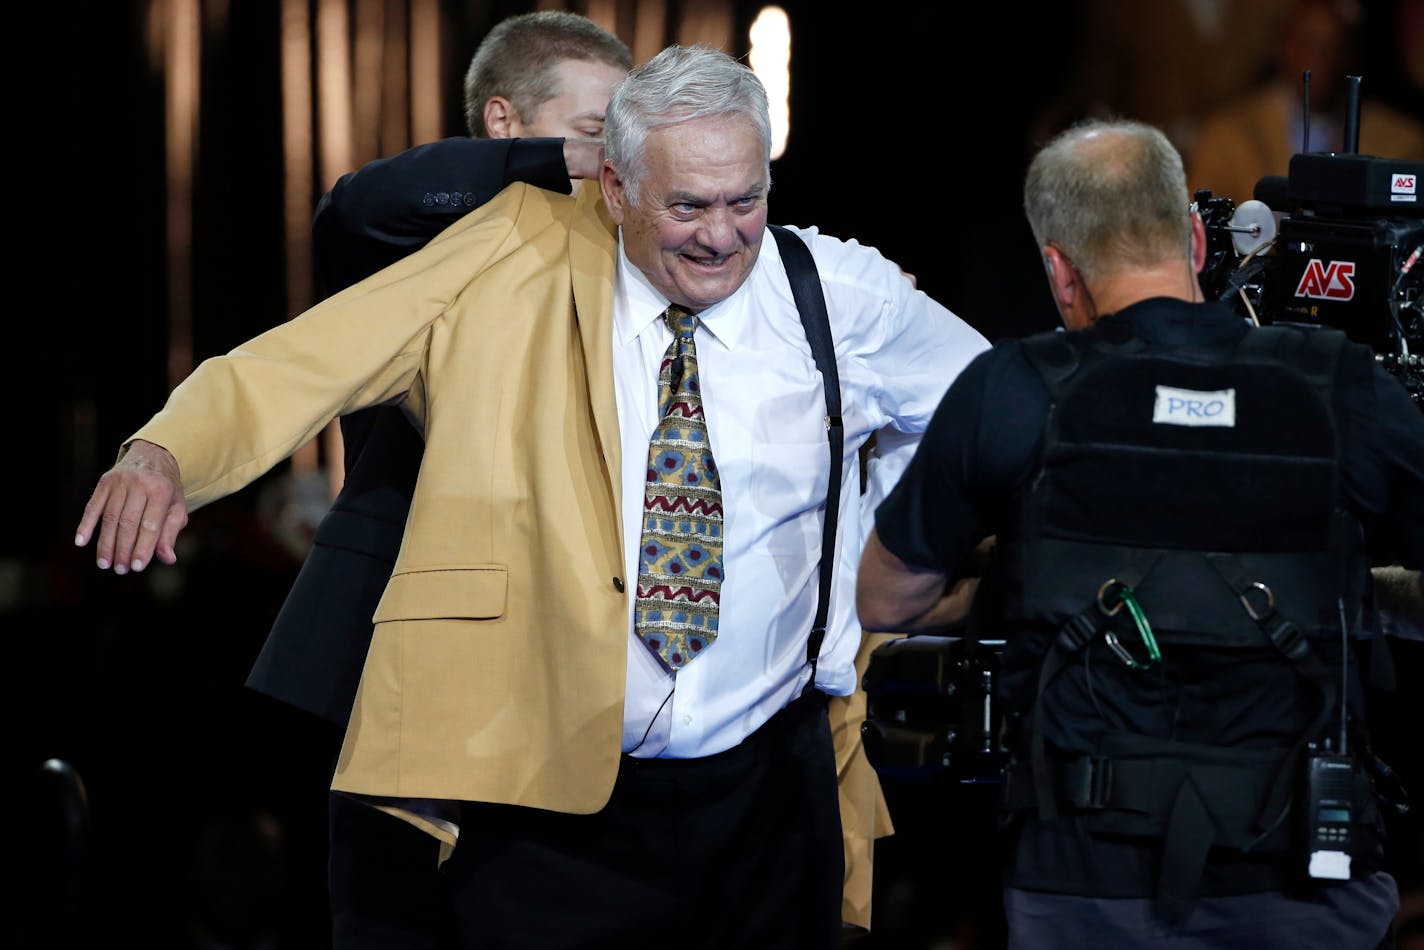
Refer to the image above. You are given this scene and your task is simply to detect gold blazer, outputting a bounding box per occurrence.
[131,182,890,929]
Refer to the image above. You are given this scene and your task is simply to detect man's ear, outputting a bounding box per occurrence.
[1043,245,1076,307]
[482,97,521,140]
[1189,209,1208,274]
[599,162,626,225]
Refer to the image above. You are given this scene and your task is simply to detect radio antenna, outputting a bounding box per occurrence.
[1337,598,1349,754]
[1342,75,1362,154]
[1302,70,1312,152]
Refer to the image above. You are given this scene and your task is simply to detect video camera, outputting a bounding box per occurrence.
[859,635,1010,784]
[1194,75,1423,409]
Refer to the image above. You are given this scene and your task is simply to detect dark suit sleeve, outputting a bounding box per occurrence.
[311,136,571,297]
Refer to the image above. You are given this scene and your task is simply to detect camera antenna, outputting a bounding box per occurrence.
[1302,69,1312,152]
[1342,75,1362,154]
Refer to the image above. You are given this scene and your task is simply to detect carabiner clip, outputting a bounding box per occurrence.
[1104,629,1147,669]
[1098,581,1162,670]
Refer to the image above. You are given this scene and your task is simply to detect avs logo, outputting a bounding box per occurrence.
[1392,173,1417,203]
[1294,259,1356,301]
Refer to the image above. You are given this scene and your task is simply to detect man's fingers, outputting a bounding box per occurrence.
[92,479,128,571]
[75,480,112,550]
[128,495,174,572]
[154,503,189,566]
[111,485,155,574]
[124,483,184,572]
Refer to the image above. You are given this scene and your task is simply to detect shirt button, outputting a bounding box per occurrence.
[613,577,625,592]
[682,715,692,726]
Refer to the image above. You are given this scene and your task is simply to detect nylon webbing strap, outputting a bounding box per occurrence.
[1004,749,1295,918]
[1156,777,1216,925]
[770,225,843,673]
[1203,552,1341,834]
[1031,549,1164,819]
[1203,552,1338,720]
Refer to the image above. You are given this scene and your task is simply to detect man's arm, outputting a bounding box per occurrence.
[313,137,599,292]
[857,529,979,632]
[317,137,569,244]
[75,184,535,573]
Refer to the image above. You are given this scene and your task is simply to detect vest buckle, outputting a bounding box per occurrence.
[1264,616,1308,661]
[1057,610,1101,653]
[1064,755,1114,810]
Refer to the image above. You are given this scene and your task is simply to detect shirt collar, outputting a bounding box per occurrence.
[1101,296,1250,345]
[612,228,774,351]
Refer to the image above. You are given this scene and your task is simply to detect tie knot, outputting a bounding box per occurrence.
[663,305,698,339]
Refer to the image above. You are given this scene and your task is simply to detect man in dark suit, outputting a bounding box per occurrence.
[241,13,630,948]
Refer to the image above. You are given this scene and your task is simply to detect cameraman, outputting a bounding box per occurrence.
[857,118,1424,947]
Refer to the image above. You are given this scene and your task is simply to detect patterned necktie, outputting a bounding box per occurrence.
[634,305,725,671]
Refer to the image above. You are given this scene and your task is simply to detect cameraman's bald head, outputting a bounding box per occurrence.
[1025,119,1206,327]
[1025,120,1194,284]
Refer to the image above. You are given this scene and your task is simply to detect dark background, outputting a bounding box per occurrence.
[8,1,1423,947]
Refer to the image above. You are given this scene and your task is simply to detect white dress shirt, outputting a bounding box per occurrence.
[613,224,989,758]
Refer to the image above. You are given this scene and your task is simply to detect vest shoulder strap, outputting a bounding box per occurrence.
[1017,331,1080,397]
[1234,323,1351,393]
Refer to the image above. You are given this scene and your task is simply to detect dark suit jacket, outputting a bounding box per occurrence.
[245,136,571,725]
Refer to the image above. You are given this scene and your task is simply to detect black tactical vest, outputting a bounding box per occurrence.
[993,316,1383,915]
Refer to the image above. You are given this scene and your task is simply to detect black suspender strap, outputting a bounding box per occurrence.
[770,224,844,673]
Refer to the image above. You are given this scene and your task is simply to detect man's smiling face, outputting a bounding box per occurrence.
[602,114,769,313]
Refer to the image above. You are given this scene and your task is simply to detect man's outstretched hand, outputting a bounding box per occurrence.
[75,439,188,574]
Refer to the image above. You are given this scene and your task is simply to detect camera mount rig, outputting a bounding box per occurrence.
[1195,74,1424,409]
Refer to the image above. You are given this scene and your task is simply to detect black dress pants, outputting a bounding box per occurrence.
[442,688,844,950]
[328,788,458,950]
